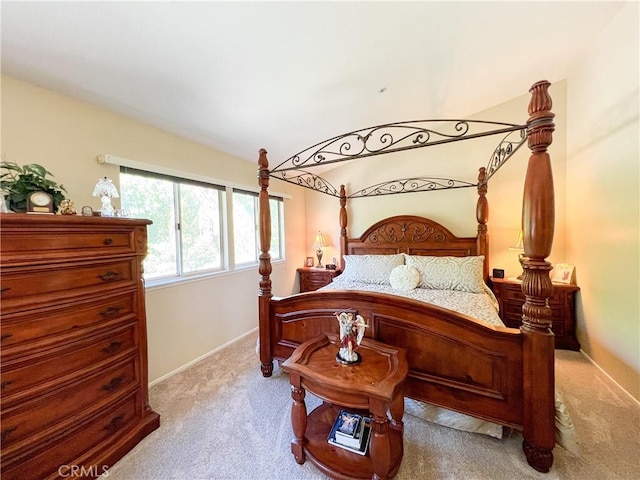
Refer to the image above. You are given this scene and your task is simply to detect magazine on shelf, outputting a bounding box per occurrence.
[333,419,364,448]
[328,416,372,456]
[334,410,363,438]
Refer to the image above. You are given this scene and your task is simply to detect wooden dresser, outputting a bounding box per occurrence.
[0,214,160,480]
[491,276,581,351]
[297,267,339,292]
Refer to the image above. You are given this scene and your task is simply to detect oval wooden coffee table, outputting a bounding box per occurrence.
[281,333,408,480]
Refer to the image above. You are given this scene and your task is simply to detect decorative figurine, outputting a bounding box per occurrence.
[58,199,77,215]
[335,311,368,365]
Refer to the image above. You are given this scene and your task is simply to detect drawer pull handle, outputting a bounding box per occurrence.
[104,414,126,434]
[1,380,14,390]
[98,271,122,282]
[102,376,125,392]
[1,334,13,342]
[104,238,114,245]
[0,287,11,294]
[1,427,17,442]
[101,341,123,354]
[99,305,123,317]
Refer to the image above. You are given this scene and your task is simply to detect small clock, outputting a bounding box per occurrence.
[27,191,55,214]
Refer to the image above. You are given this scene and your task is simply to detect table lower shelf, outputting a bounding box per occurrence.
[299,402,403,480]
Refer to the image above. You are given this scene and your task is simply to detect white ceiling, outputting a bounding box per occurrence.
[1,1,625,165]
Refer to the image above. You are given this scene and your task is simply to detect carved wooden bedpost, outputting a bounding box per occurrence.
[339,185,348,270]
[521,81,556,472]
[258,149,274,377]
[476,167,489,281]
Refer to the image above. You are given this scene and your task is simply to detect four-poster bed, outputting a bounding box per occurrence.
[257,81,558,473]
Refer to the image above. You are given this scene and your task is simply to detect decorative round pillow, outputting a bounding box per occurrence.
[389,265,420,292]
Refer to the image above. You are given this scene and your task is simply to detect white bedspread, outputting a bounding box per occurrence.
[321,278,504,327]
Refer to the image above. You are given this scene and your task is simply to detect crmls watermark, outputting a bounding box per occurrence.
[58,465,109,477]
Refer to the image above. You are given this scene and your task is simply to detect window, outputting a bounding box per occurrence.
[232,189,284,265]
[120,168,224,281]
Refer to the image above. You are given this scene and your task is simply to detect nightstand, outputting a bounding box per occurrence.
[491,277,580,351]
[297,267,339,292]
[281,334,407,479]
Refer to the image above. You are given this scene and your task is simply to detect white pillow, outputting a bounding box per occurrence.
[405,255,485,293]
[340,254,405,285]
[389,265,420,292]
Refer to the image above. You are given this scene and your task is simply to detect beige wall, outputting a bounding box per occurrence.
[1,76,308,383]
[565,1,639,400]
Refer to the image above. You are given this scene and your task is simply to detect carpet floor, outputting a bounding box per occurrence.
[104,332,639,480]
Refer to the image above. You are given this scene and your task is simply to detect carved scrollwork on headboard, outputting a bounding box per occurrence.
[365,220,448,244]
[345,215,480,261]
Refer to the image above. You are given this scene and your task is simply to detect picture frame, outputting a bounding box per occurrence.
[552,263,575,284]
[305,257,314,267]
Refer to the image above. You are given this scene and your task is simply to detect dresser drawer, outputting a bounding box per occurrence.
[298,268,338,292]
[501,283,564,306]
[0,227,139,267]
[502,284,524,301]
[1,358,138,451]
[1,324,137,403]
[302,276,333,291]
[1,392,140,480]
[1,292,137,351]
[503,300,564,325]
[0,259,137,313]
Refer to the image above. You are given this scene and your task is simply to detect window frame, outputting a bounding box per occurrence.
[102,154,289,289]
[120,167,226,284]
[232,189,285,267]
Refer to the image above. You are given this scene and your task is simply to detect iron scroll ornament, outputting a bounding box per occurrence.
[268,119,526,198]
[270,119,526,173]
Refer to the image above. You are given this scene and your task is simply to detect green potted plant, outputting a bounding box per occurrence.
[1,161,68,213]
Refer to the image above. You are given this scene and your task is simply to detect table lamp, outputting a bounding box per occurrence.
[313,231,327,268]
[92,177,119,217]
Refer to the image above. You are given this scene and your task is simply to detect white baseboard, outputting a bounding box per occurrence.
[149,327,258,387]
[579,349,640,406]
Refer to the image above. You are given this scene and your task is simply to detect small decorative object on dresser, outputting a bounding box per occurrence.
[26,191,54,214]
[304,256,314,267]
[58,198,77,215]
[92,176,119,217]
[491,276,581,350]
[81,205,94,216]
[297,266,339,292]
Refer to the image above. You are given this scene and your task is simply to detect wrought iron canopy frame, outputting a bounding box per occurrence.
[269,119,527,198]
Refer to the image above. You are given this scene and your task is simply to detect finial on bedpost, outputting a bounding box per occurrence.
[339,185,348,271]
[521,81,555,472]
[476,168,489,282]
[258,148,274,377]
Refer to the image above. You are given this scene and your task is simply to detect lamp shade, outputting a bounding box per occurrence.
[92,177,119,198]
[313,232,327,248]
[508,230,524,251]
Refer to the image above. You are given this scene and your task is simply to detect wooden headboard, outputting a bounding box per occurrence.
[342,215,489,282]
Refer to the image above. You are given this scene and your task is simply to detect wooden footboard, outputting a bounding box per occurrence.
[267,290,525,428]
